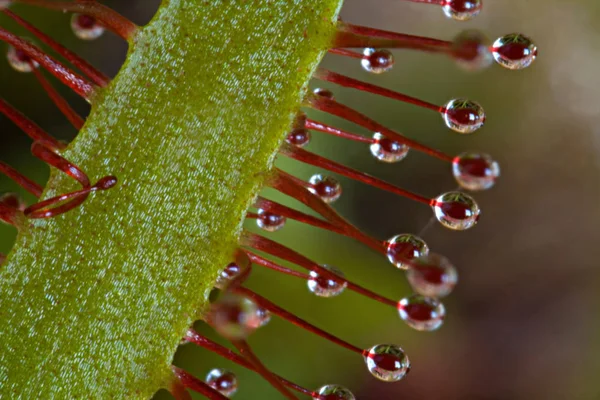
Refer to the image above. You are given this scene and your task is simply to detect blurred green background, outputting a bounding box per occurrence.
[1,1,599,399]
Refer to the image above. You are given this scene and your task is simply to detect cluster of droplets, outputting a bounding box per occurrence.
[210,1,536,396]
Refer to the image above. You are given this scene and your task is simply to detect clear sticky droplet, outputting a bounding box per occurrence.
[308,264,347,298]
[492,33,538,70]
[250,306,271,329]
[442,0,482,21]
[256,208,286,232]
[0,1,12,10]
[453,152,500,191]
[206,368,238,397]
[308,174,342,204]
[314,87,335,100]
[361,48,394,74]
[215,262,250,289]
[452,30,493,71]
[386,234,429,270]
[398,295,445,331]
[7,45,38,73]
[71,14,105,40]
[286,128,311,147]
[313,384,356,400]
[364,344,410,382]
[407,253,458,298]
[209,294,261,340]
[432,191,480,230]
[443,98,485,134]
[369,132,409,163]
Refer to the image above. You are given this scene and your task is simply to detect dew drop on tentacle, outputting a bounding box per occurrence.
[407,253,458,298]
[308,264,347,298]
[286,128,311,148]
[492,33,538,70]
[452,152,500,191]
[363,344,410,382]
[208,294,261,340]
[398,295,445,331]
[250,306,271,329]
[369,132,409,163]
[256,208,286,232]
[452,30,493,72]
[361,48,394,74]
[314,87,335,100]
[215,262,251,290]
[442,98,485,134]
[0,193,26,212]
[7,45,38,73]
[386,234,429,270]
[71,14,105,41]
[442,0,482,21]
[308,174,342,204]
[205,368,239,398]
[0,1,11,10]
[432,191,480,230]
[313,384,356,400]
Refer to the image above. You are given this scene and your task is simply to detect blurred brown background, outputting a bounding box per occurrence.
[1,1,599,399]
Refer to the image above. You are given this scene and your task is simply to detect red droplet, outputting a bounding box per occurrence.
[76,14,98,30]
[399,302,435,322]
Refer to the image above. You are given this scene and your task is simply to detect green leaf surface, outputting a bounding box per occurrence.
[0,0,343,397]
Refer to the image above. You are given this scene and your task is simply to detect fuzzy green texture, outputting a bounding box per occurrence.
[0,0,343,398]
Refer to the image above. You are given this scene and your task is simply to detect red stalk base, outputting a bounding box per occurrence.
[308,94,453,162]
[184,329,317,398]
[314,68,443,113]
[230,339,298,400]
[241,232,397,308]
[32,67,85,130]
[235,286,364,354]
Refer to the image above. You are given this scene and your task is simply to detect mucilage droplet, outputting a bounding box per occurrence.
[308,264,347,298]
[443,98,485,134]
[398,295,445,331]
[386,234,429,270]
[364,344,410,382]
